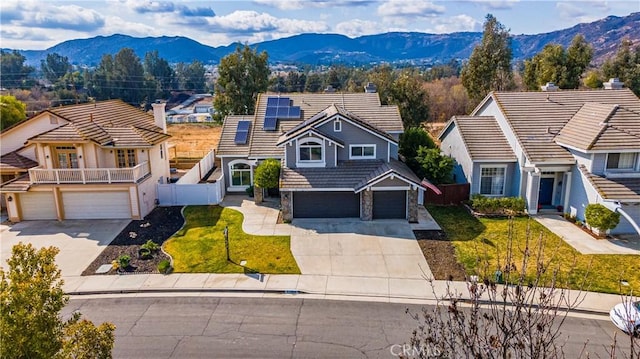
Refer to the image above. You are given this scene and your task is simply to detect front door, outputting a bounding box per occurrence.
[538,177,554,206]
[55,146,78,169]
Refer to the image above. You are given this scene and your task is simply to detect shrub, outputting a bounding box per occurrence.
[138,248,152,260]
[471,194,526,216]
[585,204,620,233]
[246,185,254,197]
[157,259,172,274]
[254,158,281,189]
[117,254,131,269]
[141,240,159,252]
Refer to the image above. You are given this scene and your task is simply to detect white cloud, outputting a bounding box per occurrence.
[254,0,373,10]
[335,19,383,37]
[427,15,482,33]
[0,1,105,32]
[377,0,445,25]
[555,2,600,24]
[470,0,519,10]
[202,10,328,35]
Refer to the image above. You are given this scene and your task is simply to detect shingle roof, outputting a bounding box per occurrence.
[280,159,421,191]
[449,116,516,161]
[579,165,640,201]
[485,89,640,164]
[218,92,403,158]
[0,151,38,172]
[28,100,169,147]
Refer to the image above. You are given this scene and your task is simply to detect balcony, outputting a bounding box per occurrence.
[29,161,150,184]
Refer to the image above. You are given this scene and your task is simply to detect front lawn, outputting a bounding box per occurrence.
[427,205,640,294]
[164,206,300,274]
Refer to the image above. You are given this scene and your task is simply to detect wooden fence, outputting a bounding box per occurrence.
[424,183,470,205]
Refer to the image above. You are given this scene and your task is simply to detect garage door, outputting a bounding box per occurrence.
[293,192,360,218]
[373,191,406,219]
[20,192,57,220]
[62,191,131,219]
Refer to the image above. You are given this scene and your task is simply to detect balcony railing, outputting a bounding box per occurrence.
[29,161,150,184]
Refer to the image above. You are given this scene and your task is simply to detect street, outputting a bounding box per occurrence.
[64,295,629,358]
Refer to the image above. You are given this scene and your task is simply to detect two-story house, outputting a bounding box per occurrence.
[439,80,640,235]
[216,90,424,221]
[0,100,171,221]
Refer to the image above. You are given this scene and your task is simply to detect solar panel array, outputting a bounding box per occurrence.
[234,121,251,144]
[263,96,301,130]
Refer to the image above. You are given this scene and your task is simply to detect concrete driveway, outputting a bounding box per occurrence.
[290,219,432,279]
[1,220,129,277]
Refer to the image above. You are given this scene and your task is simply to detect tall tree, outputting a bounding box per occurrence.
[304,72,323,93]
[0,50,35,89]
[0,95,27,130]
[143,50,175,100]
[602,38,640,96]
[92,54,116,100]
[565,34,593,89]
[175,60,206,92]
[390,70,430,128]
[41,53,72,84]
[214,44,269,117]
[367,65,395,105]
[461,14,513,104]
[113,48,145,104]
[0,243,115,358]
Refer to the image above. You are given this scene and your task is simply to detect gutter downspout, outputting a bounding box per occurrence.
[601,200,640,236]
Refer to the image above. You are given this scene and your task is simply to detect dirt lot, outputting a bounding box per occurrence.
[167,123,222,159]
[414,230,467,281]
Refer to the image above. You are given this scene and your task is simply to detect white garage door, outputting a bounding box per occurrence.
[63,191,131,219]
[20,192,57,220]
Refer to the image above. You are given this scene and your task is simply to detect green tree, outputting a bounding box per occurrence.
[0,243,115,359]
[214,44,269,118]
[461,14,513,104]
[415,147,454,185]
[0,50,35,89]
[565,34,593,88]
[399,127,436,177]
[175,60,206,92]
[304,73,323,92]
[253,158,281,189]
[41,53,72,84]
[143,50,175,101]
[113,48,145,104]
[602,38,640,96]
[367,65,395,105]
[0,95,27,130]
[56,319,115,359]
[91,54,116,100]
[390,70,430,128]
[583,70,603,89]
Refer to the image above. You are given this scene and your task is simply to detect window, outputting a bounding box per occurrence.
[334,120,341,132]
[116,149,136,168]
[349,145,376,159]
[606,152,637,170]
[230,163,251,186]
[55,146,78,169]
[480,167,505,196]
[298,139,323,162]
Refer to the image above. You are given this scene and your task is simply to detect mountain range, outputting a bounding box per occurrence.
[7,12,639,68]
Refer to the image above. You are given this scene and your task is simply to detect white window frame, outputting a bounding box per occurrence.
[479,165,506,196]
[334,119,341,132]
[297,137,324,167]
[228,159,253,189]
[606,152,638,171]
[349,144,376,160]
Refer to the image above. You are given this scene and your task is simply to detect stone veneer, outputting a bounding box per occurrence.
[254,186,263,203]
[360,190,373,221]
[280,191,292,221]
[408,188,418,222]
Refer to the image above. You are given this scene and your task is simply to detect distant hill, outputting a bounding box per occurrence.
[5,12,639,67]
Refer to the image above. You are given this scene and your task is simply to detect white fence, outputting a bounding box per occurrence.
[157,149,224,206]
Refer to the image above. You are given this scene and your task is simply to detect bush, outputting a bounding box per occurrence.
[141,239,159,252]
[246,185,254,197]
[117,254,130,269]
[471,194,526,216]
[138,248,152,260]
[157,259,172,274]
[254,158,281,189]
[585,204,620,233]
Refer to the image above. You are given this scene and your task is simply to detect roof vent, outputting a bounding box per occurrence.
[541,82,558,92]
[603,78,623,90]
[324,85,336,93]
[364,82,377,93]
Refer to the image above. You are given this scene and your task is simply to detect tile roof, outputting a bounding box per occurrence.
[280,159,421,191]
[28,100,169,147]
[0,174,31,192]
[449,116,516,161]
[579,165,640,201]
[0,151,39,172]
[485,89,640,164]
[218,92,403,158]
[217,115,253,156]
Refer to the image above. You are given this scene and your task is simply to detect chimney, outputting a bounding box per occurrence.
[603,78,623,90]
[151,100,167,134]
[364,82,377,93]
[324,85,336,93]
[540,82,558,92]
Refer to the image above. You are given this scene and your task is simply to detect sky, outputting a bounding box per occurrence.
[1,0,639,50]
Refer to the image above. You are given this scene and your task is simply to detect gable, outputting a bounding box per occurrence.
[1,113,68,156]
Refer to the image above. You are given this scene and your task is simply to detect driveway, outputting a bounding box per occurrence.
[1,220,129,276]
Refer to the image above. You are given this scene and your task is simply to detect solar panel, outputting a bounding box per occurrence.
[234,121,251,144]
[278,97,290,107]
[266,107,277,117]
[237,120,251,132]
[266,97,278,107]
[263,116,277,131]
[276,107,289,117]
[288,106,301,118]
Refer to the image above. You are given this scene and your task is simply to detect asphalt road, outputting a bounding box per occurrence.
[64,295,630,358]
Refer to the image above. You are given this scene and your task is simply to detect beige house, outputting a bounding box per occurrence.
[0,100,170,221]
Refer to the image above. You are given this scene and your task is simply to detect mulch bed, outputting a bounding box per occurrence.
[82,206,185,276]
[414,230,468,281]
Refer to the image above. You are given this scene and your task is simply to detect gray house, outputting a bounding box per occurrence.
[216,91,424,221]
[439,81,640,235]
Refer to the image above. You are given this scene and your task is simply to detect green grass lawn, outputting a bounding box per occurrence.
[427,205,640,294]
[164,206,300,274]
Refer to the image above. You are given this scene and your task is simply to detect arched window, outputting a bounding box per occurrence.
[230,161,252,187]
[298,138,323,162]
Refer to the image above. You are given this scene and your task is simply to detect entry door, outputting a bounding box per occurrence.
[538,177,554,206]
[56,147,78,169]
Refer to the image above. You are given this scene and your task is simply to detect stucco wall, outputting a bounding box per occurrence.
[440,124,473,185]
[612,203,640,235]
[1,114,68,156]
[316,118,390,162]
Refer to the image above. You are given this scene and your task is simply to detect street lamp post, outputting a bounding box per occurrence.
[223,226,230,261]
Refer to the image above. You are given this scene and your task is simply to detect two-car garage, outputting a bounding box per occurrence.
[17,189,132,220]
[292,190,408,219]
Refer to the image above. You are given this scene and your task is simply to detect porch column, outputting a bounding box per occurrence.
[281,191,292,222]
[526,171,540,214]
[5,193,20,222]
[360,189,373,221]
[44,146,54,168]
[254,186,263,204]
[76,145,85,169]
[563,171,572,215]
[408,188,418,223]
